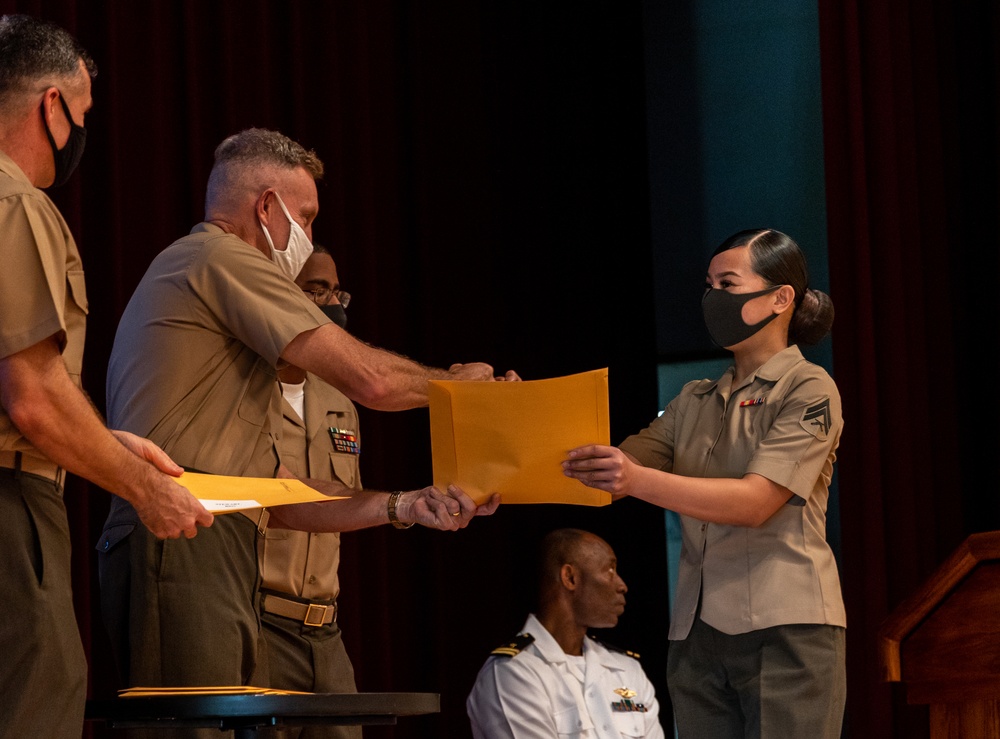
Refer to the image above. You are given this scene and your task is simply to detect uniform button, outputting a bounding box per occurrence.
[308,575,317,584]
[701,524,707,531]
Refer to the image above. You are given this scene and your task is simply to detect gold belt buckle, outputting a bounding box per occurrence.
[255,508,270,536]
[303,604,328,627]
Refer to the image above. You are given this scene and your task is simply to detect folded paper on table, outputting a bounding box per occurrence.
[429,368,611,506]
[119,686,311,697]
[173,472,344,513]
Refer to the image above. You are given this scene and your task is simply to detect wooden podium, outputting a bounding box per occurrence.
[879,531,1000,738]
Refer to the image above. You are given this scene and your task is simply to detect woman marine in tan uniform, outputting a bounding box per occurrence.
[563,228,846,738]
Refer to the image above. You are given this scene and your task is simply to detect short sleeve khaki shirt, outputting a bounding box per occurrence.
[105,222,329,481]
[620,346,846,639]
[0,151,88,457]
[259,375,362,601]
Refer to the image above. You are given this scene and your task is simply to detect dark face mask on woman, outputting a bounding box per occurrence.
[41,92,87,188]
[321,303,348,330]
[701,285,780,348]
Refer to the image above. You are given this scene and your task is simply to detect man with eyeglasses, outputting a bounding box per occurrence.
[258,244,400,739]
[98,128,513,732]
[0,14,212,738]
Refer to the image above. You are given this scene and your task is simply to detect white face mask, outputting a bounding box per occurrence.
[259,192,314,280]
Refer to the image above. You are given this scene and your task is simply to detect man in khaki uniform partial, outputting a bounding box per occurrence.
[0,14,212,739]
[97,128,510,738]
[259,245,366,739]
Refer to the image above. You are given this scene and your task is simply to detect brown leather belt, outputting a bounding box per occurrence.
[262,592,337,627]
[0,450,65,486]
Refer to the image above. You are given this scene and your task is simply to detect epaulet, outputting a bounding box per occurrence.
[588,634,641,660]
[490,633,535,658]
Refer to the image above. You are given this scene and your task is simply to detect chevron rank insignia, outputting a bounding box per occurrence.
[799,398,832,440]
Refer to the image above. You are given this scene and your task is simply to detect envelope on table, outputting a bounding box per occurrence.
[172,472,345,514]
[429,368,611,506]
[118,686,311,697]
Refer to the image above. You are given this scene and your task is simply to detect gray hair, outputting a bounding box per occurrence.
[205,128,324,211]
[0,14,96,112]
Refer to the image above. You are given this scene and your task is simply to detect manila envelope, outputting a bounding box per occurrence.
[172,471,344,513]
[429,368,611,506]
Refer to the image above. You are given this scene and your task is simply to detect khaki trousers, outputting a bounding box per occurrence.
[261,609,362,739]
[667,618,846,739]
[0,470,87,739]
[99,512,266,739]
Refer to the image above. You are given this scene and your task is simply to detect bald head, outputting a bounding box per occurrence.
[535,528,628,636]
[538,528,592,591]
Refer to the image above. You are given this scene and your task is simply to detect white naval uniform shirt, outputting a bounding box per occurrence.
[466,614,665,739]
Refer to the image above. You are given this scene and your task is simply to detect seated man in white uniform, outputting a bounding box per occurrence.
[466,528,665,739]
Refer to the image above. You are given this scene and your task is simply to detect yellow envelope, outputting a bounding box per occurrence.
[429,368,611,506]
[173,471,344,513]
[119,686,311,697]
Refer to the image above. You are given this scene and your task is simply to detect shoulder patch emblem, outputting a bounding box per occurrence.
[491,632,535,657]
[799,398,831,440]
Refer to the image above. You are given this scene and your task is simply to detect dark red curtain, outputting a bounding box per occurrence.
[5,0,997,737]
[3,2,663,738]
[819,1,1000,736]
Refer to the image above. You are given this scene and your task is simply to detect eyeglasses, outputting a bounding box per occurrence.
[303,287,351,309]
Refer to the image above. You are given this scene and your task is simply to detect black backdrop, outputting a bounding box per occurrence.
[5,2,667,737]
[2,1,998,737]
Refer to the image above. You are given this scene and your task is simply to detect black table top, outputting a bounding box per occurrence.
[85,692,440,731]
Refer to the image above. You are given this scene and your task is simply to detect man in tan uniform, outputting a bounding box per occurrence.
[0,14,212,739]
[260,245,368,739]
[97,128,508,736]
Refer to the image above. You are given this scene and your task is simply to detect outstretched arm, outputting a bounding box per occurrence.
[282,323,518,411]
[563,444,792,527]
[266,470,500,532]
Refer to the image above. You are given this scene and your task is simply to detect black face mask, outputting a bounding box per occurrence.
[321,303,348,330]
[41,93,87,188]
[701,285,781,348]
